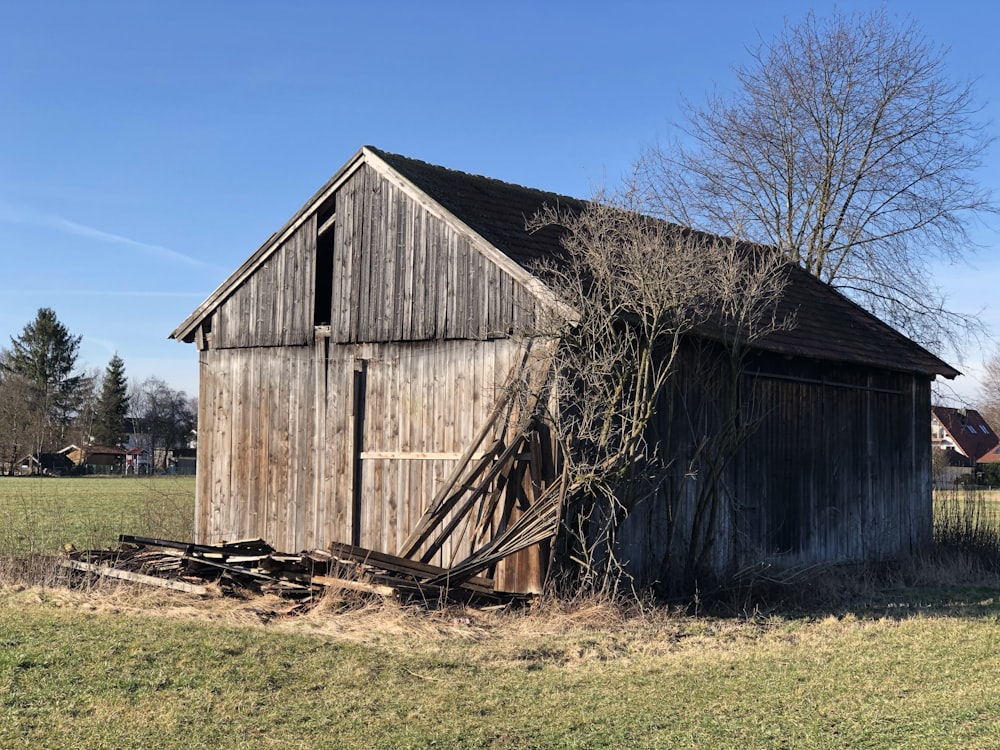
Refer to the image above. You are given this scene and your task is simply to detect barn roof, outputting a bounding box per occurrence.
[172,146,958,379]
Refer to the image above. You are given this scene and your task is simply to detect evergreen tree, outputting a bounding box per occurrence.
[6,307,84,449]
[92,354,129,447]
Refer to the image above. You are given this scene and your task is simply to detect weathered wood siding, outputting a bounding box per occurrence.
[195,337,544,590]
[737,363,932,568]
[614,352,933,586]
[329,164,539,343]
[196,343,318,550]
[321,338,541,590]
[210,216,317,349]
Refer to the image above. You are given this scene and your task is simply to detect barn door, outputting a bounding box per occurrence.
[352,349,475,561]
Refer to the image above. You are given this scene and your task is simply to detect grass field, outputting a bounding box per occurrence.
[3,480,1000,747]
[3,587,1000,748]
[0,476,195,555]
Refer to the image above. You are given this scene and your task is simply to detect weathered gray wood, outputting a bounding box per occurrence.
[60,559,209,595]
[395,392,510,559]
[312,575,396,597]
[323,165,541,345]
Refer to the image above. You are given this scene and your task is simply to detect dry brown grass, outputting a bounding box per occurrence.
[0,578,793,668]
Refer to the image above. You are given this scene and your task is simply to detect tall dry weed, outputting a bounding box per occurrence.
[933,488,1000,574]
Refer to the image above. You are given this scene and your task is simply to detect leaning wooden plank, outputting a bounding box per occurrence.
[418,432,530,564]
[60,559,208,595]
[328,541,495,593]
[399,344,557,561]
[425,479,565,587]
[396,383,514,558]
[312,575,396,597]
[396,438,502,560]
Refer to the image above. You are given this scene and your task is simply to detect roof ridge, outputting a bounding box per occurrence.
[365,146,588,208]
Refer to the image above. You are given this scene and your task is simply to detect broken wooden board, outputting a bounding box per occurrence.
[312,575,396,597]
[60,558,209,595]
[328,541,496,594]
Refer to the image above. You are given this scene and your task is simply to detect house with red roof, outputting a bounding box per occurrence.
[931,406,1000,485]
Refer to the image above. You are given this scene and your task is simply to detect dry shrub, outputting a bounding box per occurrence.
[0,552,64,588]
[932,488,1000,575]
[132,483,195,541]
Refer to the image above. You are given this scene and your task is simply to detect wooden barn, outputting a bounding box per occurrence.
[171,146,958,594]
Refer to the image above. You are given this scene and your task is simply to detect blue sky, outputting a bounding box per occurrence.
[3,0,1000,402]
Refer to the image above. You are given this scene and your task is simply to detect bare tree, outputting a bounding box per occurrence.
[0,361,41,474]
[130,376,197,469]
[977,351,1000,431]
[641,7,994,356]
[529,187,791,595]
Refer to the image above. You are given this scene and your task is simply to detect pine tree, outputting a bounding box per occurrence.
[6,308,84,450]
[92,354,129,447]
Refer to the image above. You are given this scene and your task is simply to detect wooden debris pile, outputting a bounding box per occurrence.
[60,534,533,606]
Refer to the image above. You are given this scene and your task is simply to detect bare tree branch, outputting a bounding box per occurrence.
[640,7,995,358]
[527,186,792,595]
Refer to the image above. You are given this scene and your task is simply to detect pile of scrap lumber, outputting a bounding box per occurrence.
[60,535,532,606]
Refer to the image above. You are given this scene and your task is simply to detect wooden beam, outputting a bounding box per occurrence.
[360,451,488,461]
[312,575,395,597]
[418,432,530,564]
[318,212,337,236]
[60,559,208,595]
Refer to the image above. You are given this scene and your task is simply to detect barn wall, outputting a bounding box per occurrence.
[328,164,540,343]
[211,215,317,349]
[194,334,548,590]
[612,351,933,587]
[738,361,932,569]
[318,338,543,586]
[195,342,318,550]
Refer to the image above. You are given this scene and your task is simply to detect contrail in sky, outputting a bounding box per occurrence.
[0,203,218,270]
[0,289,206,297]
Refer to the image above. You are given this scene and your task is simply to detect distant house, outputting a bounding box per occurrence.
[978,446,1000,481]
[62,445,127,475]
[171,146,959,593]
[931,406,1000,485]
[125,448,152,475]
[17,452,74,476]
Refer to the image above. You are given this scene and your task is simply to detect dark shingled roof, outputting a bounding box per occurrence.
[372,147,958,379]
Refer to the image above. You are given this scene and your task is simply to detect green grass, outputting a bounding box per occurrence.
[0,476,195,555]
[2,482,1000,746]
[3,593,1000,748]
